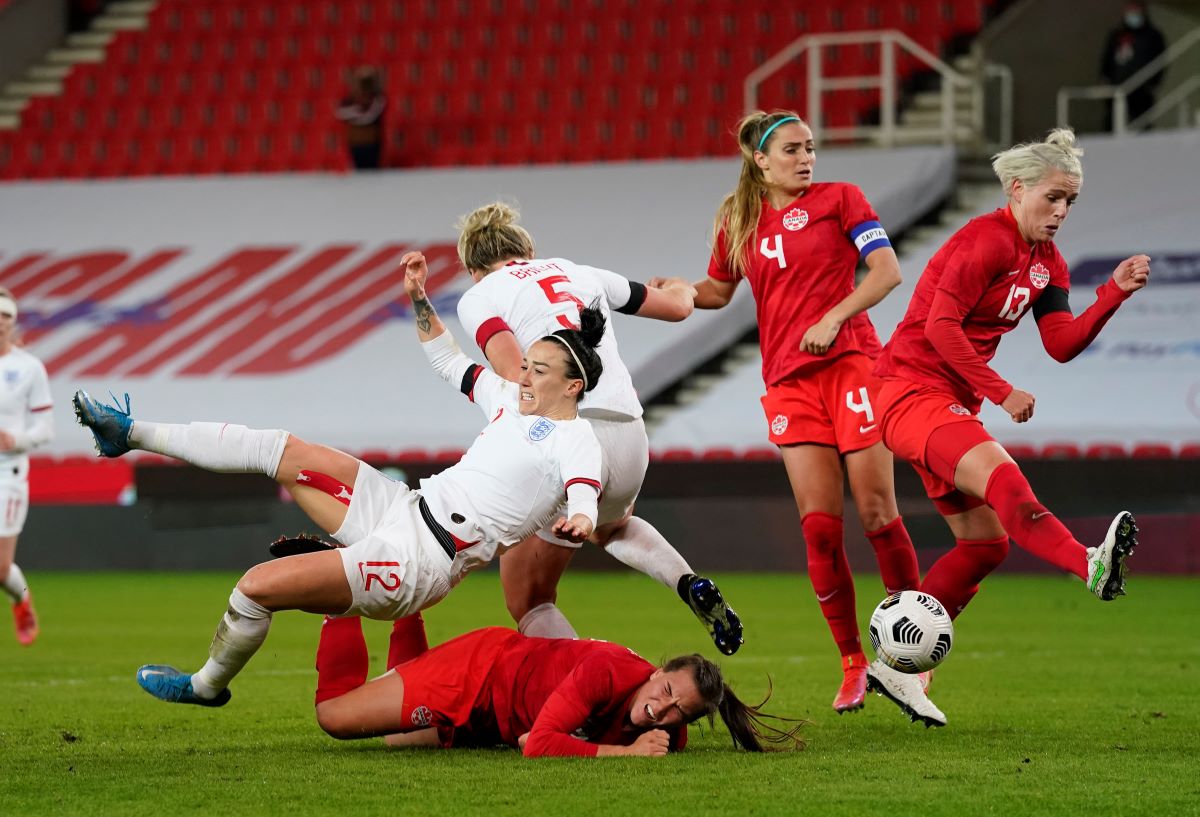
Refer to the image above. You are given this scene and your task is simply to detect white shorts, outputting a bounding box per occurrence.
[0,464,29,537]
[538,416,649,548]
[333,463,454,621]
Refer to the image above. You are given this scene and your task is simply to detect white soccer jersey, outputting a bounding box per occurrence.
[0,347,54,477]
[456,257,643,420]
[417,332,602,583]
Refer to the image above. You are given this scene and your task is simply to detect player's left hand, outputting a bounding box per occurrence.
[0,430,14,452]
[402,251,429,300]
[1112,254,1151,293]
[800,315,842,355]
[552,514,593,543]
[648,276,698,298]
[517,732,530,750]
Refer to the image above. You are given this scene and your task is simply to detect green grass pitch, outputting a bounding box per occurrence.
[2,571,1198,816]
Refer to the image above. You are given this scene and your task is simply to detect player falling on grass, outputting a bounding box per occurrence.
[677,111,921,715]
[73,263,611,707]
[869,128,1147,725]
[0,287,54,646]
[312,619,803,756]
[448,202,741,655]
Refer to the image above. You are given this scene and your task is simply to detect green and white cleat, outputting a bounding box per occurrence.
[1087,511,1138,601]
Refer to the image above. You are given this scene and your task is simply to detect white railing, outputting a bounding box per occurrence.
[743,29,1011,149]
[1057,27,1200,134]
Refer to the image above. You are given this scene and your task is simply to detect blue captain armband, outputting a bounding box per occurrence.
[850,220,891,258]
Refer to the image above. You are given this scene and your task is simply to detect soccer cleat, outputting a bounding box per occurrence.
[72,389,134,458]
[268,534,339,558]
[866,658,947,727]
[833,654,868,713]
[678,574,744,656]
[1087,511,1138,601]
[136,664,231,707]
[12,594,38,646]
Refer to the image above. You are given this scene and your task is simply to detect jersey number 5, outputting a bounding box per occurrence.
[999,285,1031,321]
[538,275,584,329]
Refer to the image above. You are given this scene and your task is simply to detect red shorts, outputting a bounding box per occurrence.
[876,379,987,502]
[394,626,520,745]
[761,352,883,453]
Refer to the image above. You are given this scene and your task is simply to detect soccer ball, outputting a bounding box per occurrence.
[868,590,954,673]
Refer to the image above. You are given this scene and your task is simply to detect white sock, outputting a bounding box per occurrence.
[2,563,27,604]
[129,422,288,479]
[190,588,273,699]
[601,517,693,589]
[517,602,577,639]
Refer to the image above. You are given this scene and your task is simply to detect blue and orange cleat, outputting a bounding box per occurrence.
[136,665,231,707]
[73,389,134,458]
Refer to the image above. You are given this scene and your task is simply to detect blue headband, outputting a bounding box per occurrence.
[756,116,801,151]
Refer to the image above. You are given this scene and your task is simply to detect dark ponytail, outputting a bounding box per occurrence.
[542,300,605,394]
[663,654,806,752]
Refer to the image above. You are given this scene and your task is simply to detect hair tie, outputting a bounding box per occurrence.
[547,334,588,391]
[757,116,801,152]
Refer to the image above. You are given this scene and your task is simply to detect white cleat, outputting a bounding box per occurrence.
[866,659,947,728]
[1086,511,1138,601]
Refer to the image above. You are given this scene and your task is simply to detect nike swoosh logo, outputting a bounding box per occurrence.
[1007,269,1020,276]
[139,669,165,679]
[1031,511,1051,520]
[816,590,838,602]
[859,424,877,433]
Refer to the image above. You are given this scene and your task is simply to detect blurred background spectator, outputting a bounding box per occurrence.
[1100,1,1167,129]
[335,66,387,170]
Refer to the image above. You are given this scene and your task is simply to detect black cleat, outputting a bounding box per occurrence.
[268,534,338,558]
[678,574,744,655]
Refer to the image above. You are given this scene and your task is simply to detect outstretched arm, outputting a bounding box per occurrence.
[631,278,696,321]
[1034,255,1148,363]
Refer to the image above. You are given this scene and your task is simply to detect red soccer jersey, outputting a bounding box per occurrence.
[874,207,1070,412]
[475,634,687,757]
[708,182,889,387]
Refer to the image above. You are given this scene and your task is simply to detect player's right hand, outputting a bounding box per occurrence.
[627,729,670,757]
[401,251,428,299]
[1001,388,1035,423]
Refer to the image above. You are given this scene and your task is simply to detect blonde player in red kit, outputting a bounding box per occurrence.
[310,619,804,756]
[872,128,1148,724]
[681,111,921,717]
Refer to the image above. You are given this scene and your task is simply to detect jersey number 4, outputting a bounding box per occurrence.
[760,235,787,269]
[538,275,584,329]
[999,285,1031,321]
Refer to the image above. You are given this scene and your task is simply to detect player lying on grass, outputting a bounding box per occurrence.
[72,269,611,708]
[312,618,804,756]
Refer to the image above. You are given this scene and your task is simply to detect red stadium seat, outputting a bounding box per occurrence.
[742,447,781,461]
[655,448,698,462]
[1039,442,1082,459]
[700,447,738,461]
[1001,443,1039,460]
[1130,443,1176,459]
[1178,443,1200,459]
[1084,442,1129,459]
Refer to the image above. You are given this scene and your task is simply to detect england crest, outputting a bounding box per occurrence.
[529,417,556,441]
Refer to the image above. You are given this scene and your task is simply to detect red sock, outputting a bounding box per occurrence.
[801,512,861,658]
[314,616,368,705]
[984,462,1087,579]
[865,516,920,594]
[920,536,1009,619]
[387,613,429,670]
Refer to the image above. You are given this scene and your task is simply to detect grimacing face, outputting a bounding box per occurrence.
[754,121,816,198]
[517,339,583,417]
[627,667,706,730]
[1011,168,1080,243]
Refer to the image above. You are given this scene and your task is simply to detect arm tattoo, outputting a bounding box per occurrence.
[413,296,434,333]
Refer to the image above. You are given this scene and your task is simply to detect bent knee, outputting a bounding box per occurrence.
[315,703,358,740]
